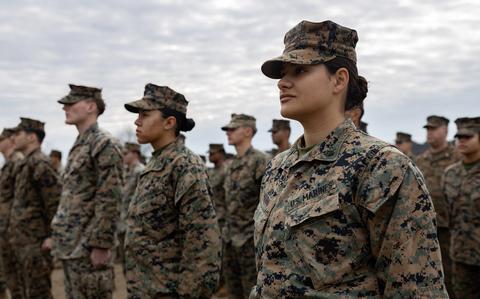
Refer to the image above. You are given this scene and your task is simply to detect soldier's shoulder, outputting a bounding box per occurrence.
[250,147,269,161]
[89,127,122,156]
[444,161,462,176]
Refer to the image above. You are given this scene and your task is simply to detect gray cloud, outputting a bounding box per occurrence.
[1,0,479,165]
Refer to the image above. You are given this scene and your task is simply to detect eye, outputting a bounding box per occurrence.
[294,66,307,75]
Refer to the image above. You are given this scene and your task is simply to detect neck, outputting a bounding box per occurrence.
[151,134,176,151]
[2,147,15,161]
[302,113,344,147]
[463,151,480,164]
[276,139,290,152]
[235,139,252,157]
[23,143,40,156]
[214,159,225,169]
[430,141,448,154]
[76,117,97,135]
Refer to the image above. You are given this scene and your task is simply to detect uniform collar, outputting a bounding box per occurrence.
[283,118,355,169]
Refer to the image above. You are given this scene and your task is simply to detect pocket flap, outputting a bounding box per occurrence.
[286,193,340,227]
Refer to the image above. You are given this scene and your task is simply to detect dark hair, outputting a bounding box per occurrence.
[324,57,368,111]
[25,129,45,143]
[160,107,195,136]
[50,151,62,160]
[88,98,106,116]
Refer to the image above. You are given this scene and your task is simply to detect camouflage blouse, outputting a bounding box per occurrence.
[125,138,221,298]
[251,119,448,298]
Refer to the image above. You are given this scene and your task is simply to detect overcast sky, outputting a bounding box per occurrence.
[1,0,479,165]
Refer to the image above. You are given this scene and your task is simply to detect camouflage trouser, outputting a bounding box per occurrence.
[13,243,53,299]
[61,257,114,299]
[437,227,455,299]
[224,238,256,299]
[452,262,480,299]
[0,236,25,299]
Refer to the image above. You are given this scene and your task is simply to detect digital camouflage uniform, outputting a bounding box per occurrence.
[207,143,229,296]
[222,114,269,299]
[124,83,221,298]
[395,131,416,161]
[416,115,461,296]
[252,119,448,298]
[118,144,145,271]
[0,128,24,299]
[51,85,124,299]
[8,118,62,299]
[267,119,291,158]
[443,117,480,299]
[255,20,447,298]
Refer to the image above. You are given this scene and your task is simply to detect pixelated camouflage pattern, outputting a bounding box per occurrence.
[125,138,221,298]
[124,83,188,114]
[8,148,61,298]
[62,257,114,299]
[14,117,45,132]
[119,162,145,234]
[443,161,480,265]
[58,84,102,105]
[9,148,61,246]
[251,119,448,298]
[262,20,358,79]
[224,147,268,247]
[51,123,124,259]
[454,116,480,136]
[0,151,24,299]
[451,262,480,299]
[207,164,227,237]
[423,115,449,128]
[221,114,257,131]
[268,119,290,132]
[416,144,461,228]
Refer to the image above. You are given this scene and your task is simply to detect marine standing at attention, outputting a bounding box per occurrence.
[251,20,448,298]
[124,83,221,298]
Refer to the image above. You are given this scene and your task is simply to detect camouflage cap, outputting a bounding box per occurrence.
[396,132,412,143]
[15,117,45,132]
[124,142,141,154]
[262,20,358,79]
[423,115,449,128]
[49,149,62,158]
[124,83,188,114]
[0,128,16,141]
[221,113,256,131]
[58,84,103,104]
[268,119,291,132]
[208,143,225,153]
[454,117,480,137]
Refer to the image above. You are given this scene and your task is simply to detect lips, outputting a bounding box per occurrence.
[280,94,295,102]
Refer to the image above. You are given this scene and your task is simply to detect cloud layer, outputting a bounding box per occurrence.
[1,0,478,164]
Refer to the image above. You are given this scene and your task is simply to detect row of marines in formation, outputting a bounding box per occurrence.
[0,84,479,299]
[1,19,480,299]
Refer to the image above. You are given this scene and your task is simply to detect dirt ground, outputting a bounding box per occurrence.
[51,263,127,299]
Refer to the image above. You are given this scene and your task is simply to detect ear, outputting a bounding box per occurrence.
[86,101,97,114]
[164,116,177,131]
[333,67,349,94]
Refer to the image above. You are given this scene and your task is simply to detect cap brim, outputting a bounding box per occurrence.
[455,128,476,137]
[423,123,439,129]
[58,95,82,105]
[221,124,239,131]
[261,49,336,79]
[124,98,162,113]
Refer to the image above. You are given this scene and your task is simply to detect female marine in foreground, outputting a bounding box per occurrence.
[251,20,448,298]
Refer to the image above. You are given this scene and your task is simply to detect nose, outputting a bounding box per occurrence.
[277,77,292,91]
[134,116,141,127]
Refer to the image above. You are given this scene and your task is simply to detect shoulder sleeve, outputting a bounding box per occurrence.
[174,158,221,298]
[33,159,62,226]
[358,147,448,297]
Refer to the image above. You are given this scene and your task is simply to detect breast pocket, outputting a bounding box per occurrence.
[285,193,354,287]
